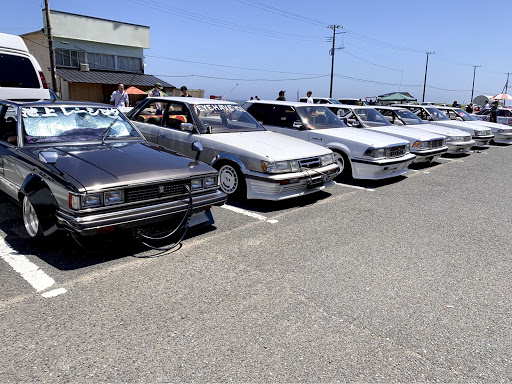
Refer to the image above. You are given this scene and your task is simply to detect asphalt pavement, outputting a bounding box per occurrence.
[0,145,511,382]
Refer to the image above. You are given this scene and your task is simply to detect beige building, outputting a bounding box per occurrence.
[21,9,180,103]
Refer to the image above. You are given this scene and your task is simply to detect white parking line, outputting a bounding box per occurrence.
[0,237,65,297]
[334,182,375,192]
[221,205,278,224]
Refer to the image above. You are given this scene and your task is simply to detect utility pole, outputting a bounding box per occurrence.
[422,51,434,103]
[328,25,343,98]
[470,65,480,103]
[502,72,510,107]
[44,1,58,94]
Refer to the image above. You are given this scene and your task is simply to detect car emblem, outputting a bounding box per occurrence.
[159,185,165,194]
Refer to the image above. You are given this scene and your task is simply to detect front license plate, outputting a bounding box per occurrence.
[307,179,324,189]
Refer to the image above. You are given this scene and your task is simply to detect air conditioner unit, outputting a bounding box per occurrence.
[80,63,90,72]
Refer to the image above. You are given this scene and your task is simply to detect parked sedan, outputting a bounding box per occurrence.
[393,104,494,146]
[472,107,512,127]
[327,105,448,163]
[375,106,475,154]
[243,100,416,180]
[0,100,227,240]
[438,106,512,144]
[127,97,340,200]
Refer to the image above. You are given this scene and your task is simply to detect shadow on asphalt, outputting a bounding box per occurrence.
[0,195,220,270]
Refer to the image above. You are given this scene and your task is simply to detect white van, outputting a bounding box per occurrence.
[0,32,51,101]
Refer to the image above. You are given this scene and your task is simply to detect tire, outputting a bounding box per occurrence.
[22,196,44,239]
[216,163,246,199]
[333,151,352,180]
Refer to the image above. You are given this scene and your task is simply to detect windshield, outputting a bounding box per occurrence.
[426,107,450,121]
[394,109,425,124]
[353,108,392,127]
[21,106,141,145]
[195,104,264,133]
[295,106,346,129]
[452,108,477,121]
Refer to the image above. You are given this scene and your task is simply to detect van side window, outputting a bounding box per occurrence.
[0,54,40,88]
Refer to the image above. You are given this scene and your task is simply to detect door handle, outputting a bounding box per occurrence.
[160,134,167,138]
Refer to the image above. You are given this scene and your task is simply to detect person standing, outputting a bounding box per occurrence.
[306,91,313,104]
[148,83,163,114]
[276,90,286,101]
[465,102,474,113]
[490,101,499,123]
[110,83,129,108]
[452,100,459,107]
[180,86,192,97]
[482,101,490,110]
[255,96,260,100]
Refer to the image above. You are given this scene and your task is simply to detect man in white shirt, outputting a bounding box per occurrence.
[306,91,313,104]
[110,83,129,108]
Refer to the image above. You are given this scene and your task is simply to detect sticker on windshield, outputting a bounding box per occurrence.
[196,104,244,112]
[22,107,119,118]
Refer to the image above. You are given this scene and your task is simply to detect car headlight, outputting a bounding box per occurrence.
[447,136,463,142]
[320,153,334,166]
[262,160,300,174]
[404,143,410,153]
[363,147,386,158]
[82,193,102,208]
[204,176,217,187]
[191,178,204,189]
[412,141,429,150]
[474,130,490,136]
[497,129,504,133]
[104,190,124,205]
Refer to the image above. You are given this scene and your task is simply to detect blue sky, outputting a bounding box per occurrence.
[3,0,511,104]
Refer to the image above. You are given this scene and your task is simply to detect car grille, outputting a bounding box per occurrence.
[298,157,322,169]
[463,136,471,141]
[124,181,189,203]
[386,145,406,158]
[429,139,445,148]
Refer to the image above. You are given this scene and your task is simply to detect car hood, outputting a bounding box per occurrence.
[466,120,512,131]
[23,141,215,191]
[433,120,480,132]
[202,131,331,161]
[364,126,442,141]
[307,127,409,147]
[404,123,470,137]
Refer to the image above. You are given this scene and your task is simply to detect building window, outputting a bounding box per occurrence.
[87,53,116,71]
[117,56,142,73]
[55,49,85,68]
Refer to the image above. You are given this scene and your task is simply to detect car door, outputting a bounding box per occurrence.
[130,100,166,144]
[261,105,310,141]
[161,100,197,158]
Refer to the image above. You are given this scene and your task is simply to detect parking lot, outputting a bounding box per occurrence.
[1,145,511,382]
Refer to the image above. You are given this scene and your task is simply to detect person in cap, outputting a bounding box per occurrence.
[276,90,286,101]
[306,91,313,104]
[180,86,192,97]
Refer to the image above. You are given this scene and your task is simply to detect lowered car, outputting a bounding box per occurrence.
[393,104,494,146]
[438,106,512,144]
[375,106,475,154]
[0,100,227,239]
[327,105,448,163]
[127,97,339,200]
[243,100,416,180]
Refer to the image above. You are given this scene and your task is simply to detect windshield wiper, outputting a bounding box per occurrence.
[101,117,119,145]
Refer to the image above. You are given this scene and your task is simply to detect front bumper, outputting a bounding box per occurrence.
[351,153,416,180]
[245,163,339,200]
[445,140,475,154]
[411,147,448,163]
[55,190,227,235]
[472,135,494,146]
[493,132,512,144]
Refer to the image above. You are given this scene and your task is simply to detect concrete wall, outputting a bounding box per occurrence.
[44,9,150,49]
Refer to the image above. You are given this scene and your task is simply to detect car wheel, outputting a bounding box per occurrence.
[333,151,352,180]
[216,163,246,198]
[23,196,44,239]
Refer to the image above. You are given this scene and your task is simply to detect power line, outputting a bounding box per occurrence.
[341,50,403,72]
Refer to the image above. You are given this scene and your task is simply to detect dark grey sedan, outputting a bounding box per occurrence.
[0,100,226,241]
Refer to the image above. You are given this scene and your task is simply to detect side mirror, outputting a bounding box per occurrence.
[293,121,304,130]
[39,151,59,164]
[181,123,195,132]
[192,141,203,161]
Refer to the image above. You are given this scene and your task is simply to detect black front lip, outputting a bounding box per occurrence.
[351,156,415,165]
[55,190,227,234]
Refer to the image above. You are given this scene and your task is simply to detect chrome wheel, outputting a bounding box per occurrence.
[218,165,239,195]
[23,196,41,238]
[333,152,345,173]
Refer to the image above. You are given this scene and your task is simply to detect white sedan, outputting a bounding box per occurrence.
[472,107,512,127]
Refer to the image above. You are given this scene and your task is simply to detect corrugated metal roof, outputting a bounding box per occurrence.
[56,68,174,88]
